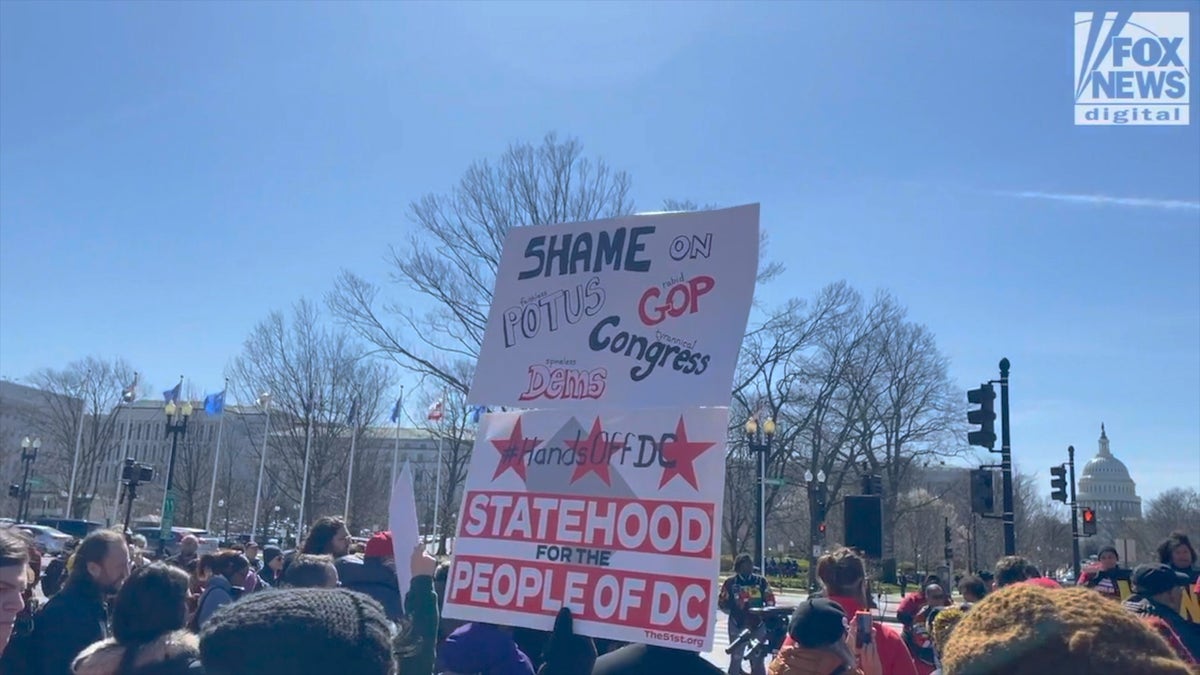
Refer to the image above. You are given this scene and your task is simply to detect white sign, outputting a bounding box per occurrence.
[389,461,420,602]
[441,408,730,651]
[469,205,759,410]
[1074,11,1191,125]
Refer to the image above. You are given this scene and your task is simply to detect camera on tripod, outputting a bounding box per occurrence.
[121,458,154,484]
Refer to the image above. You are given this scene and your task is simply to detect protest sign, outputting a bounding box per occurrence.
[468,204,759,410]
[389,461,419,602]
[441,407,729,651]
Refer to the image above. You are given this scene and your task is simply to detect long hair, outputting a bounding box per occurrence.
[110,563,191,675]
[208,550,250,581]
[66,529,125,588]
[300,517,346,556]
[1158,531,1197,568]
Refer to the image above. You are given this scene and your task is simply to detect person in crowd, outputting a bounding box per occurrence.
[167,536,199,571]
[1020,564,1060,590]
[434,561,467,644]
[29,529,130,675]
[0,528,30,657]
[335,531,402,621]
[940,583,1192,675]
[1123,563,1200,662]
[282,553,338,588]
[392,545,440,675]
[198,588,392,675]
[718,553,776,675]
[782,547,916,675]
[1158,531,1200,585]
[991,555,1030,588]
[1077,545,1129,600]
[70,563,197,675]
[194,551,250,629]
[128,536,149,569]
[955,576,987,604]
[927,606,967,675]
[40,543,73,598]
[242,541,260,573]
[257,545,283,587]
[896,575,942,626]
[534,605,717,675]
[298,517,351,558]
[436,622,536,675]
[767,597,877,675]
[902,584,947,675]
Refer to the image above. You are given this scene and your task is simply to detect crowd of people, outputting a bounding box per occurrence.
[0,519,1196,675]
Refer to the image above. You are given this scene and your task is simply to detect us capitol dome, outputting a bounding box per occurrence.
[1076,424,1142,520]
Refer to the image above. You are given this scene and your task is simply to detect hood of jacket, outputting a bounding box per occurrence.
[72,630,200,675]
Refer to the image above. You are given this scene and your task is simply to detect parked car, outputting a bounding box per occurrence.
[36,518,102,540]
[134,527,220,557]
[16,524,74,554]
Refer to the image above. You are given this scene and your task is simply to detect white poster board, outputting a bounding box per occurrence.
[441,407,730,651]
[468,204,760,410]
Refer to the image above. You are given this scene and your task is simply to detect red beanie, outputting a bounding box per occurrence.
[364,532,393,559]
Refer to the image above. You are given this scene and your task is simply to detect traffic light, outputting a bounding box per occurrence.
[944,546,954,561]
[1081,507,1097,536]
[818,522,827,538]
[7,485,19,499]
[945,524,952,546]
[1050,465,1068,503]
[815,484,828,523]
[970,469,995,514]
[967,383,997,449]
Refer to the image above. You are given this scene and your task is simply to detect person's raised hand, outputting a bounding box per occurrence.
[411,544,437,579]
[538,607,596,675]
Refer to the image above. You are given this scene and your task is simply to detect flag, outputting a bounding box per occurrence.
[121,373,139,404]
[390,398,402,424]
[163,382,182,403]
[204,390,226,416]
[470,405,486,424]
[347,398,358,425]
[427,399,443,421]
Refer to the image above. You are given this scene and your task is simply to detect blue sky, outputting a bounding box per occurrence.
[2,1,1197,501]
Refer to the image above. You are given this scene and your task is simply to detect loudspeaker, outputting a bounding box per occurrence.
[844,495,883,559]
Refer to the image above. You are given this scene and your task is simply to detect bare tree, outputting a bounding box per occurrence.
[413,370,477,555]
[229,300,391,530]
[28,356,137,519]
[330,133,635,395]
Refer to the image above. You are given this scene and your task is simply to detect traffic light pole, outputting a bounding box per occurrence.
[999,358,1015,556]
[1068,444,1081,581]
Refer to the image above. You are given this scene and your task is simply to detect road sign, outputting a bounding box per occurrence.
[161,492,176,538]
[763,478,786,486]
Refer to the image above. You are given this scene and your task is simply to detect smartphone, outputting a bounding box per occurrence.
[855,611,873,647]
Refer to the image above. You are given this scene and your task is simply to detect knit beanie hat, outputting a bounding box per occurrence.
[940,584,1192,675]
[261,545,283,566]
[364,532,393,559]
[199,588,392,675]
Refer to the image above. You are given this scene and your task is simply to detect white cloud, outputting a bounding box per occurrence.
[994,190,1200,212]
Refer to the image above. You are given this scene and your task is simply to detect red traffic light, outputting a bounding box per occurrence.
[818,522,827,533]
[1082,508,1095,522]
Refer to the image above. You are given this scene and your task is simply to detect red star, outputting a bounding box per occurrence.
[658,417,715,490]
[567,417,622,486]
[490,417,539,482]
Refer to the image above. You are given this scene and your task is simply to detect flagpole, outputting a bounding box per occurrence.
[110,400,135,526]
[298,397,316,531]
[64,368,93,518]
[432,390,445,551]
[344,406,358,522]
[391,386,404,490]
[204,379,229,533]
[250,394,271,541]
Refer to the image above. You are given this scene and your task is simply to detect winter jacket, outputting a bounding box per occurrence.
[718,573,775,627]
[436,623,534,675]
[398,575,438,675]
[1077,567,1130,600]
[71,630,199,675]
[1123,595,1200,664]
[41,556,68,597]
[334,555,403,621]
[195,575,237,630]
[28,578,111,675]
[895,592,925,624]
[783,594,917,675]
[591,643,722,675]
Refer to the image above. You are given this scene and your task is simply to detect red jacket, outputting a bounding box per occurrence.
[782,594,917,675]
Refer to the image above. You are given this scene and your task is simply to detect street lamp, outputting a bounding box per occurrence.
[803,467,828,590]
[745,416,776,576]
[17,437,41,523]
[159,399,193,557]
[218,499,230,541]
